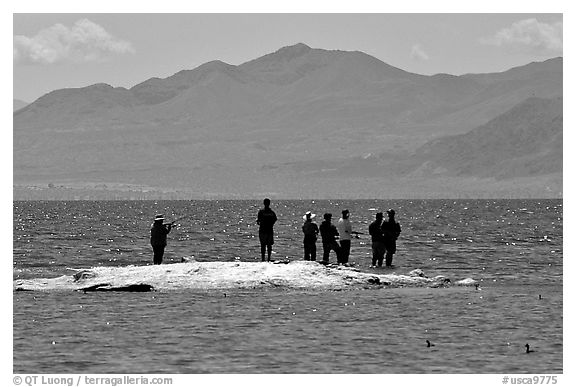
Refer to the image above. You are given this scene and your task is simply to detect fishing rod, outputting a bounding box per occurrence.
[166,216,188,227]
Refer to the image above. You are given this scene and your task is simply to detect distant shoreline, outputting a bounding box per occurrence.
[13,177,562,200]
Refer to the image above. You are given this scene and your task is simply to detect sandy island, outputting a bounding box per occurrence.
[14,260,478,292]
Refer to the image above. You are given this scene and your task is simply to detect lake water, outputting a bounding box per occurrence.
[13,199,563,373]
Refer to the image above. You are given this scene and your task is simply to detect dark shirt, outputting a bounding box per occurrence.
[319,221,339,243]
[381,219,401,241]
[302,220,319,240]
[369,220,384,242]
[257,208,277,233]
[150,223,172,247]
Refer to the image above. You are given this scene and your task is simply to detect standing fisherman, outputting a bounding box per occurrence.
[257,198,277,262]
[369,212,385,267]
[302,211,319,261]
[319,213,341,264]
[150,214,173,265]
[381,209,402,267]
[337,209,353,265]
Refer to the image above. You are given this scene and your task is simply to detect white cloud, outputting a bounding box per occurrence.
[14,18,135,65]
[410,44,429,61]
[480,18,562,55]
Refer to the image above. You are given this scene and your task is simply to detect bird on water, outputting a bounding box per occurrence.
[525,344,535,353]
[426,340,435,348]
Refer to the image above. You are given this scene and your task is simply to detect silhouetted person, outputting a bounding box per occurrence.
[369,212,386,267]
[302,211,319,261]
[150,214,172,265]
[381,209,401,267]
[337,209,353,265]
[319,213,341,264]
[257,198,277,262]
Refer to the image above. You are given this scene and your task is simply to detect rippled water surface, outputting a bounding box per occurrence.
[13,200,563,373]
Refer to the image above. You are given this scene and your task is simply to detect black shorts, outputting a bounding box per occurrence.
[259,231,274,246]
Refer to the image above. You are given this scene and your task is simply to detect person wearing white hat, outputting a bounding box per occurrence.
[150,214,173,265]
[302,211,319,261]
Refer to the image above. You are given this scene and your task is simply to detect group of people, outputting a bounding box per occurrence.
[301,206,401,267]
[150,198,401,267]
[255,198,401,268]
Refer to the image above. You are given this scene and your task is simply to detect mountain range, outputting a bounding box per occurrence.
[13,43,562,199]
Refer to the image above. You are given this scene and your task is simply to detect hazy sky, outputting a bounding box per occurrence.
[13,13,563,102]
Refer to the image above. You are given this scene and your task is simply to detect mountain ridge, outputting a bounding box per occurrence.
[13,99,28,112]
[13,43,562,198]
[410,96,562,179]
